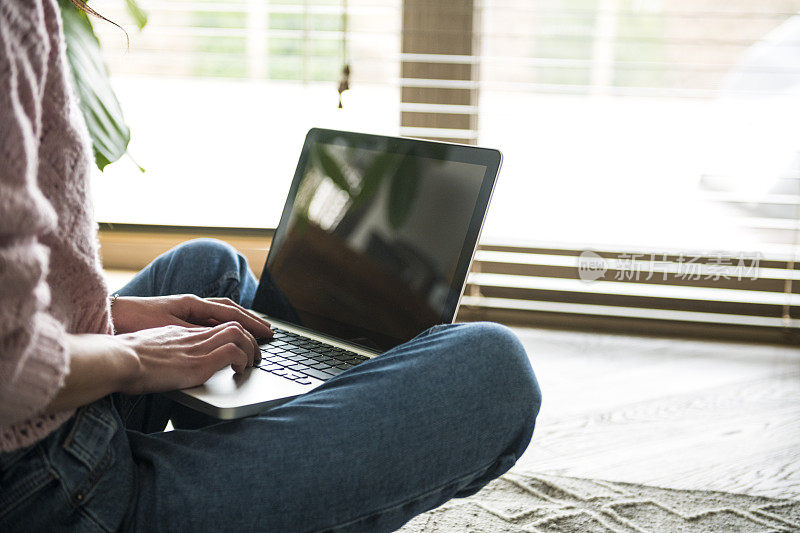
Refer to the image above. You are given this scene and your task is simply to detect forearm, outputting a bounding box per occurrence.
[41,318,259,415]
[43,333,139,415]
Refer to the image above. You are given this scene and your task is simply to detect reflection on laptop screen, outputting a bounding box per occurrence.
[254,130,497,352]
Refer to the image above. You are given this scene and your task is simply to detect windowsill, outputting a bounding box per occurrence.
[98,223,274,273]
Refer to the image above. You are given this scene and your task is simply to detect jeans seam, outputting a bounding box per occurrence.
[120,396,144,425]
[0,446,57,520]
[199,269,240,300]
[314,454,502,533]
[68,448,113,508]
[76,504,111,533]
[62,408,116,471]
[43,454,110,533]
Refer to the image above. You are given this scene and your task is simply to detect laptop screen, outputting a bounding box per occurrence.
[252,129,501,352]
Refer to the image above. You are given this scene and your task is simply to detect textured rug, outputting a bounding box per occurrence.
[398,473,800,532]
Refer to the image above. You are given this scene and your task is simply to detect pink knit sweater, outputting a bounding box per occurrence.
[0,0,112,452]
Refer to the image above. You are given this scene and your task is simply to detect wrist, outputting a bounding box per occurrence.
[69,334,140,391]
[112,334,143,394]
[49,334,143,414]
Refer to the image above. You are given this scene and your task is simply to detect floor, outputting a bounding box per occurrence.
[104,270,800,500]
[512,328,800,500]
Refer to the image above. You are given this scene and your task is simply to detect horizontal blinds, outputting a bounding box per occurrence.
[461,245,799,332]
[471,1,798,335]
[400,0,479,144]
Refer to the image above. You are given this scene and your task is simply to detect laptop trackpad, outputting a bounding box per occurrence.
[171,366,324,418]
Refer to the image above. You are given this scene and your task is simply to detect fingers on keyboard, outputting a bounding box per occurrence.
[257,328,366,383]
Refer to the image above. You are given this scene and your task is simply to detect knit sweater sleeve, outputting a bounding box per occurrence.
[0,2,70,427]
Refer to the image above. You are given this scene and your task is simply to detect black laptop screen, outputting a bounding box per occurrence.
[252,129,500,352]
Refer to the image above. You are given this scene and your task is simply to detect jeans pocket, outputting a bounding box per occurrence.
[1,401,131,532]
[60,401,120,504]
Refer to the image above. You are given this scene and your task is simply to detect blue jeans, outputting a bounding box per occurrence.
[0,239,541,532]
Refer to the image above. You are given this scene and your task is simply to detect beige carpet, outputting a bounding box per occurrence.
[398,473,800,532]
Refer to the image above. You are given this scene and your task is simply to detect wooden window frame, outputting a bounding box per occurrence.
[98,223,274,273]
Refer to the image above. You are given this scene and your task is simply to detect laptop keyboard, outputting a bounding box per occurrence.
[256,327,369,384]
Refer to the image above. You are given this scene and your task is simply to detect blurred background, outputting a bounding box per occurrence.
[88,0,800,342]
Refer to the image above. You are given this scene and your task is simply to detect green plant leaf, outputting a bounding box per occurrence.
[59,0,130,171]
[352,153,396,207]
[314,144,351,194]
[124,0,148,29]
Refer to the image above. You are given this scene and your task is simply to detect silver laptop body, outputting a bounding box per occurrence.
[166,128,502,419]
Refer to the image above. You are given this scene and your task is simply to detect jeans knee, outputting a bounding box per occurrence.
[425,322,541,470]
[433,324,538,451]
[374,322,540,486]
[168,238,247,280]
[153,239,252,302]
[426,322,541,424]
[169,239,241,270]
[466,322,541,414]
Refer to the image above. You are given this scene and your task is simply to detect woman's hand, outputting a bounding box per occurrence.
[112,294,273,339]
[46,322,263,414]
[117,322,263,395]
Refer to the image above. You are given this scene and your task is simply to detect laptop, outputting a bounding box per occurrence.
[165,128,502,418]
